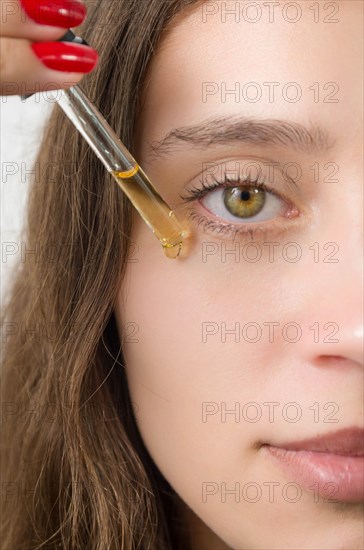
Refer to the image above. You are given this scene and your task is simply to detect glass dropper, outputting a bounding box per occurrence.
[48,84,187,259]
[23,29,187,259]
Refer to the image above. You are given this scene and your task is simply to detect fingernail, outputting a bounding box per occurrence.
[20,0,86,28]
[31,42,98,73]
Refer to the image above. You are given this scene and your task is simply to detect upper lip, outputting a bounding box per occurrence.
[265,427,364,456]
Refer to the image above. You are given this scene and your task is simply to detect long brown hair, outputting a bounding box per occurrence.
[1,1,198,548]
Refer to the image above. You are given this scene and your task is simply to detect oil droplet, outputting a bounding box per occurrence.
[163,241,183,259]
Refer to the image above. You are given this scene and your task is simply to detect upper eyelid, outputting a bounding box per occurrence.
[209,175,292,204]
[180,173,293,207]
[182,157,301,197]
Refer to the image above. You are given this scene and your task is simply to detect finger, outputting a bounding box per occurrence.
[0,0,86,40]
[0,37,98,95]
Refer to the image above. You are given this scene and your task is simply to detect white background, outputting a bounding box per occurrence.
[1,95,54,303]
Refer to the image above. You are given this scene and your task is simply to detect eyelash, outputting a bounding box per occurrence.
[180,172,295,240]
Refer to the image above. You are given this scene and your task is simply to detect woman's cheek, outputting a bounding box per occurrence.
[116,212,306,418]
[116,218,272,436]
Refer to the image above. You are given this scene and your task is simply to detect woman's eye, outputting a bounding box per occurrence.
[200,184,287,224]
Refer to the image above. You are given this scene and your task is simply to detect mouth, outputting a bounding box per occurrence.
[261,427,364,503]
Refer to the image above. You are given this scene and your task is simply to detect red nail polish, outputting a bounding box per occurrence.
[31,42,98,73]
[20,0,86,28]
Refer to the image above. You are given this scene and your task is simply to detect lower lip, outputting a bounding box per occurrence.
[263,445,364,503]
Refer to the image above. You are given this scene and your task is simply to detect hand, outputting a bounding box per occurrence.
[0,0,99,96]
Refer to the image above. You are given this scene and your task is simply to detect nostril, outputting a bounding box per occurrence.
[317,355,345,361]
[314,355,358,369]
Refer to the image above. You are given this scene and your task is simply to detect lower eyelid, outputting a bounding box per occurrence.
[186,210,284,241]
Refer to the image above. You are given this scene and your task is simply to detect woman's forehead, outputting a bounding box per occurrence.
[137,0,361,155]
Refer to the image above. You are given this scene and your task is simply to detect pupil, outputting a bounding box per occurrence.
[240,190,251,201]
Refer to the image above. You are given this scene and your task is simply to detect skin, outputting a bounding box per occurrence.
[115,1,363,549]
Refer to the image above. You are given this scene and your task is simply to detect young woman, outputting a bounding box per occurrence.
[1,0,363,548]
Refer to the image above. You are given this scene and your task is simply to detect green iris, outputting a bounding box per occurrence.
[223,186,266,218]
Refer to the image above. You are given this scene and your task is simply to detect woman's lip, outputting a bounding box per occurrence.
[262,444,364,503]
[261,428,364,502]
[265,427,364,456]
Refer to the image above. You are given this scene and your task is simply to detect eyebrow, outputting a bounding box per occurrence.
[148,116,334,158]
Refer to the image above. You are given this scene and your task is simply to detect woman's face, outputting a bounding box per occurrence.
[114,1,363,548]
